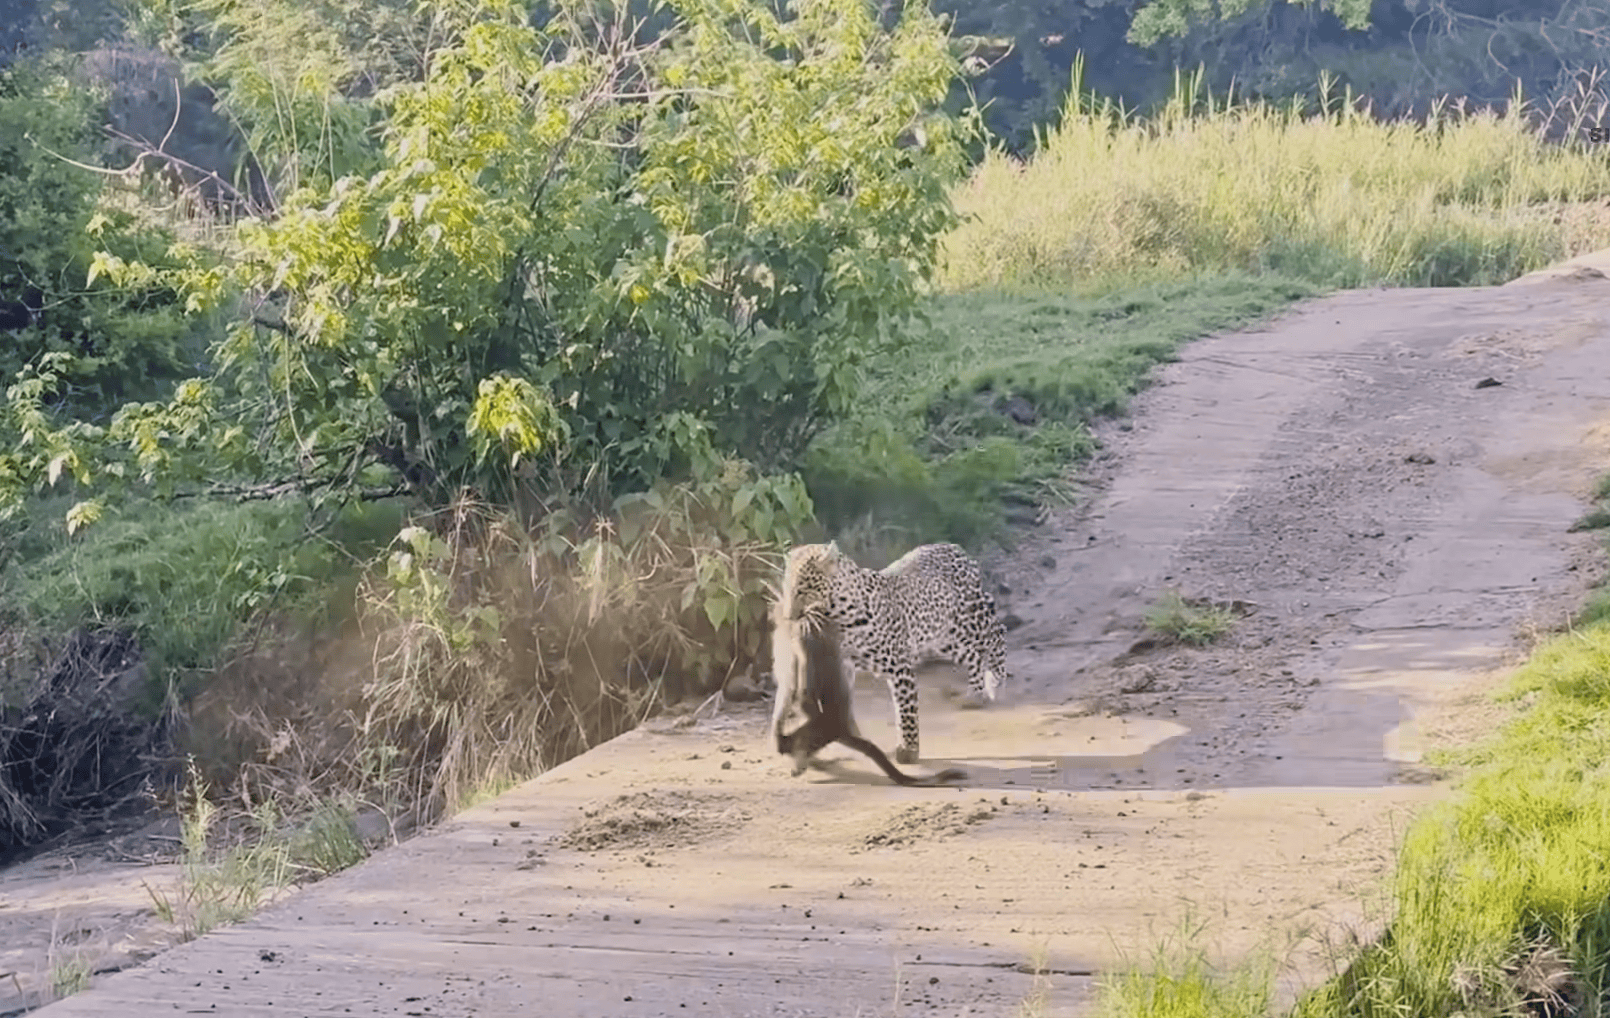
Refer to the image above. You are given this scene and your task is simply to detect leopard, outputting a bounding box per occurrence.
[776,541,1009,765]
[770,601,967,787]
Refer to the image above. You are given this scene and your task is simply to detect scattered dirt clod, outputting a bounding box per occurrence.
[557,790,752,852]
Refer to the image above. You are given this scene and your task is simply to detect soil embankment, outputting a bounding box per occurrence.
[10,272,1610,1017]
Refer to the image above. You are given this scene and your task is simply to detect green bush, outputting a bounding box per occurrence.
[0,495,404,705]
[24,0,976,527]
[0,55,206,417]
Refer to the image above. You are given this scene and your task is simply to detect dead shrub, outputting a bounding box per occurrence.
[178,461,812,825]
[0,626,177,863]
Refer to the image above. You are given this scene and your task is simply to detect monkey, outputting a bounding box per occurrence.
[770,606,967,788]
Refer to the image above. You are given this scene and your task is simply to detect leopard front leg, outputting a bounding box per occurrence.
[879,668,921,764]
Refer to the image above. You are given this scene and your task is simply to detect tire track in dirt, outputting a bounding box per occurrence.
[988,278,1610,794]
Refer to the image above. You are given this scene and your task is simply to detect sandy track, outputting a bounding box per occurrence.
[10,271,1610,1017]
[990,279,1609,795]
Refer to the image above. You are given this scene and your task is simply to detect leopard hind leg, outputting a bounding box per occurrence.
[955,614,1008,709]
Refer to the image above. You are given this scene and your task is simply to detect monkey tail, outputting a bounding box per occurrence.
[839,734,966,787]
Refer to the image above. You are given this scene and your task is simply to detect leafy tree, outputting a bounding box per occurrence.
[0,55,204,421]
[124,0,436,206]
[936,0,1165,151]
[4,0,974,525]
[1125,0,1370,45]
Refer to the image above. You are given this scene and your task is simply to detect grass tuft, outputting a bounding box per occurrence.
[1568,474,1610,533]
[143,763,369,943]
[1097,915,1278,1018]
[46,949,93,1003]
[1143,590,1238,647]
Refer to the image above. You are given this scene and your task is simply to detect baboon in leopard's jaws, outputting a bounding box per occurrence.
[771,608,966,788]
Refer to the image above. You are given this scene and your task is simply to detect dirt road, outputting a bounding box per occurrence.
[10,268,1610,1017]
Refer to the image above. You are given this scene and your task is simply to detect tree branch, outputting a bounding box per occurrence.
[168,477,409,503]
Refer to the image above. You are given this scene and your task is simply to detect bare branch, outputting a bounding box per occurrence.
[169,478,410,503]
[100,125,272,220]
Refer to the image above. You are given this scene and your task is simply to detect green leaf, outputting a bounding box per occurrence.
[704,591,733,630]
[65,498,104,536]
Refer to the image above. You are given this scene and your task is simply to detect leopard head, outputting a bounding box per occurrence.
[778,541,842,626]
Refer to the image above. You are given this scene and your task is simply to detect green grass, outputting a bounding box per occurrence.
[1097,475,1610,1018]
[943,66,1610,293]
[0,494,404,706]
[1096,917,1280,1018]
[1143,590,1238,646]
[1293,617,1610,1017]
[47,953,93,1001]
[144,766,369,942]
[803,272,1315,557]
[1569,475,1610,535]
[1569,475,1610,627]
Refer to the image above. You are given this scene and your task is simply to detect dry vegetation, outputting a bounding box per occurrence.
[943,63,1610,292]
[167,462,808,838]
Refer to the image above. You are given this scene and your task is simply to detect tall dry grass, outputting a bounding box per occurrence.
[180,459,811,825]
[944,63,1610,292]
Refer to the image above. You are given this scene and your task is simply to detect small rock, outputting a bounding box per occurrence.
[1403,451,1436,465]
[998,394,1038,425]
[1003,613,1025,632]
[723,673,766,703]
[1474,377,1502,389]
[1117,666,1156,694]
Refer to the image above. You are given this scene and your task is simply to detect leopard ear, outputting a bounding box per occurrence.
[827,540,840,554]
